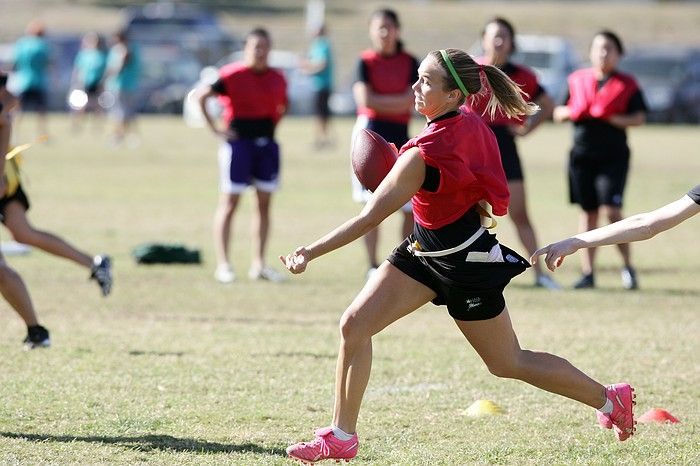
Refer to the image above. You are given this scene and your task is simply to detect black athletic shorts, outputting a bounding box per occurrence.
[314,88,331,119]
[19,88,47,112]
[568,148,630,211]
[0,185,30,221]
[388,235,529,321]
[491,125,523,181]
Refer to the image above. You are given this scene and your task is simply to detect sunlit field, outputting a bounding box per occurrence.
[0,114,696,465]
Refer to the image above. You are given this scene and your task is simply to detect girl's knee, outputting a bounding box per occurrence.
[484,352,524,379]
[339,307,372,344]
[0,263,17,284]
[10,228,32,245]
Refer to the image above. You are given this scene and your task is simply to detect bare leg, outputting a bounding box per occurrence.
[37,110,49,140]
[579,209,598,275]
[455,307,606,408]
[213,193,240,268]
[0,259,39,326]
[251,189,272,271]
[4,201,93,268]
[401,209,413,239]
[601,205,632,268]
[508,180,544,276]
[332,262,436,433]
[362,227,380,269]
[319,115,331,144]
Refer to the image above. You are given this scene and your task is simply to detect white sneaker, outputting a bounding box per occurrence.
[214,264,235,284]
[248,266,287,282]
[535,273,562,290]
[366,267,378,281]
[621,267,639,290]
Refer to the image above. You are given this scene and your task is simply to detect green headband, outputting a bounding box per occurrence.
[440,49,469,97]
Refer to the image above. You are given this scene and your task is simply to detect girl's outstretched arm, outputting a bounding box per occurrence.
[531,194,700,271]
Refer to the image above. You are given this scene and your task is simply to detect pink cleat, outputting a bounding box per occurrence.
[596,383,636,441]
[287,427,358,464]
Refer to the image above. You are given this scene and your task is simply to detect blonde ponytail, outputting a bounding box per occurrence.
[480,64,539,119]
[431,49,539,119]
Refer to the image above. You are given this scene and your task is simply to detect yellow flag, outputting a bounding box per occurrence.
[4,145,25,196]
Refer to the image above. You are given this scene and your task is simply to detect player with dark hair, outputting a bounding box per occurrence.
[532,185,700,270]
[197,28,288,283]
[13,20,51,139]
[0,74,49,348]
[351,8,419,279]
[282,48,634,464]
[465,16,560,290]
[0,72,112,298]
[553,30,647,289]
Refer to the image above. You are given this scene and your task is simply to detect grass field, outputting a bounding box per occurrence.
[0,114,697,465]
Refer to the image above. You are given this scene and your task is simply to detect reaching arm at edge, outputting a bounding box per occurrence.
[531,194,700,271]
[280,148,425,273]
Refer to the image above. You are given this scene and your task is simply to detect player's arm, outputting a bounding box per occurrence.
[195,85,230,139]
[553,104,572,123]
[607,110,645,129]
[353,81,414,115]
[281,148,424,273]
[301,55,327,75]
[513,91,553,136]
[531,195,700,270]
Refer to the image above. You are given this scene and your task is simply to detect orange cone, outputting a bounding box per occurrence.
[638,408,680,424]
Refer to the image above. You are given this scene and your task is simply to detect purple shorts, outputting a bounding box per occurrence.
[218,138,280,194]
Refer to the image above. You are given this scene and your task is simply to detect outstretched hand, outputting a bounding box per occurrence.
[530,238,580,271]
[279,246,312,274]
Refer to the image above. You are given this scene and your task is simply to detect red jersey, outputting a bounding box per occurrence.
[399,112,510,229]
[356,49,417,124]
[217,62,287,127]
[566,68,639,121]
[465,59,540,126]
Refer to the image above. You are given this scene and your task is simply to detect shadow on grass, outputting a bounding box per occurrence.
[0,432,287,456]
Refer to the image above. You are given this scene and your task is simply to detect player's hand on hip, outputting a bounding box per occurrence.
[279,247,311,274]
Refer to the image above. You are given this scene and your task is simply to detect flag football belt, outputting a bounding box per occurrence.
[408,226,486,257]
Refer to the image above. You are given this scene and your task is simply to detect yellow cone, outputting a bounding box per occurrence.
[466,399,505,417]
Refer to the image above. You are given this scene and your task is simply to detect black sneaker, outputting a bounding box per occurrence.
[621,267,639,290]
[90,255,112,296]
[23,325,51,350]
[573,273,595,289]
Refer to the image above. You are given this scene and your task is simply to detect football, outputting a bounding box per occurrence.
[351,128,398,192]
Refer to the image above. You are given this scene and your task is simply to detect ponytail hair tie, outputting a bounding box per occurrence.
[439,49,469,97]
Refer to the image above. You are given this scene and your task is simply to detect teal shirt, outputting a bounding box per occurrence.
[106,44,141,92]
[307,36,333,91]
[74,48,107,89]
[13,36,50,92]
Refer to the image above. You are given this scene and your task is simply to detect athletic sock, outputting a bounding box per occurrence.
[331,426,354,440]
[598,397,613,414]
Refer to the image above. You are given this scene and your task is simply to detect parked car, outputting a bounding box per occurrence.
[135,42,202,113]
[670,55,700,123]
[470,34,579,104]
[619,47,700,123]
[123,1,239,67]
[183,49,316,126]
[510,35,579,103]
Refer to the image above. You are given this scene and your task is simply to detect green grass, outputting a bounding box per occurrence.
[0,114,698,465]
